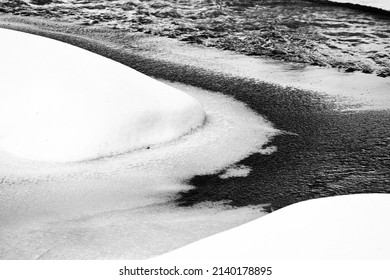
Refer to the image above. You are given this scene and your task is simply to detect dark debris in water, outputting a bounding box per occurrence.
[1,0,390,77]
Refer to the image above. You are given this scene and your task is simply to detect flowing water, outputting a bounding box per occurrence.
[1,0,390,76]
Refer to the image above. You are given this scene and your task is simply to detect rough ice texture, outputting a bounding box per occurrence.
[161,194,390,259]
[0,28,205,162]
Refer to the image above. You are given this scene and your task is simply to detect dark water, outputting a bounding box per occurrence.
[0,3,389,213]
[155,60,390,211]
[179,110,390,211]
[1,0,390,76]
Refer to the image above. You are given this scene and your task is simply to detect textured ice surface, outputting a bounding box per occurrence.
[0,28,279,258]
[162,194,390,259]
[0,28,205,162]
[0,81,278,259]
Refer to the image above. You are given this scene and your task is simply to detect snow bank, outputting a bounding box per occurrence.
[161,194,390,259]
[0,28,205,162]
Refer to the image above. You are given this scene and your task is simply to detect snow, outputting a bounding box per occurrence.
[0,81,278,259]
[161,194,390,259]
[219,164,252,179]
[0,28,205,162]
[327,0,390,11]
[0,28,279,259]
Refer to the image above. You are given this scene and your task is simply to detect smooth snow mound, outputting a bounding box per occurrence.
[0,28,205,162]
[161,194,390,259]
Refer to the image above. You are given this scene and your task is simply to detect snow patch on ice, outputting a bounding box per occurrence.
[219,164,251,179]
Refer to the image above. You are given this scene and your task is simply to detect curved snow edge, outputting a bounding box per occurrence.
[0,28,206,162]
[160,194,390,259]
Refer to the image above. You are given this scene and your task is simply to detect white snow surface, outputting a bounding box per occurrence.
[0,28,205,162]
[161,194,390,259]
[219,164,252,179]
[327,0,390,11]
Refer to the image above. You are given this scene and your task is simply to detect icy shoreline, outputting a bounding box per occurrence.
[0,28,279,259]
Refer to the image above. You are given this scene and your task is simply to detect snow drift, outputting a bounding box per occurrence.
[0,28,205,162]
[161,194,390,259]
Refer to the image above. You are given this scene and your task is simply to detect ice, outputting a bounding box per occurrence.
[162,194,390,259]
[0,82,278,259]
[0,28,205,162]
[219,164,252,179]
[0,29,279,259]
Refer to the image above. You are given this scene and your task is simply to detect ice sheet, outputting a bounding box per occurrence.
[0,29,279,258]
